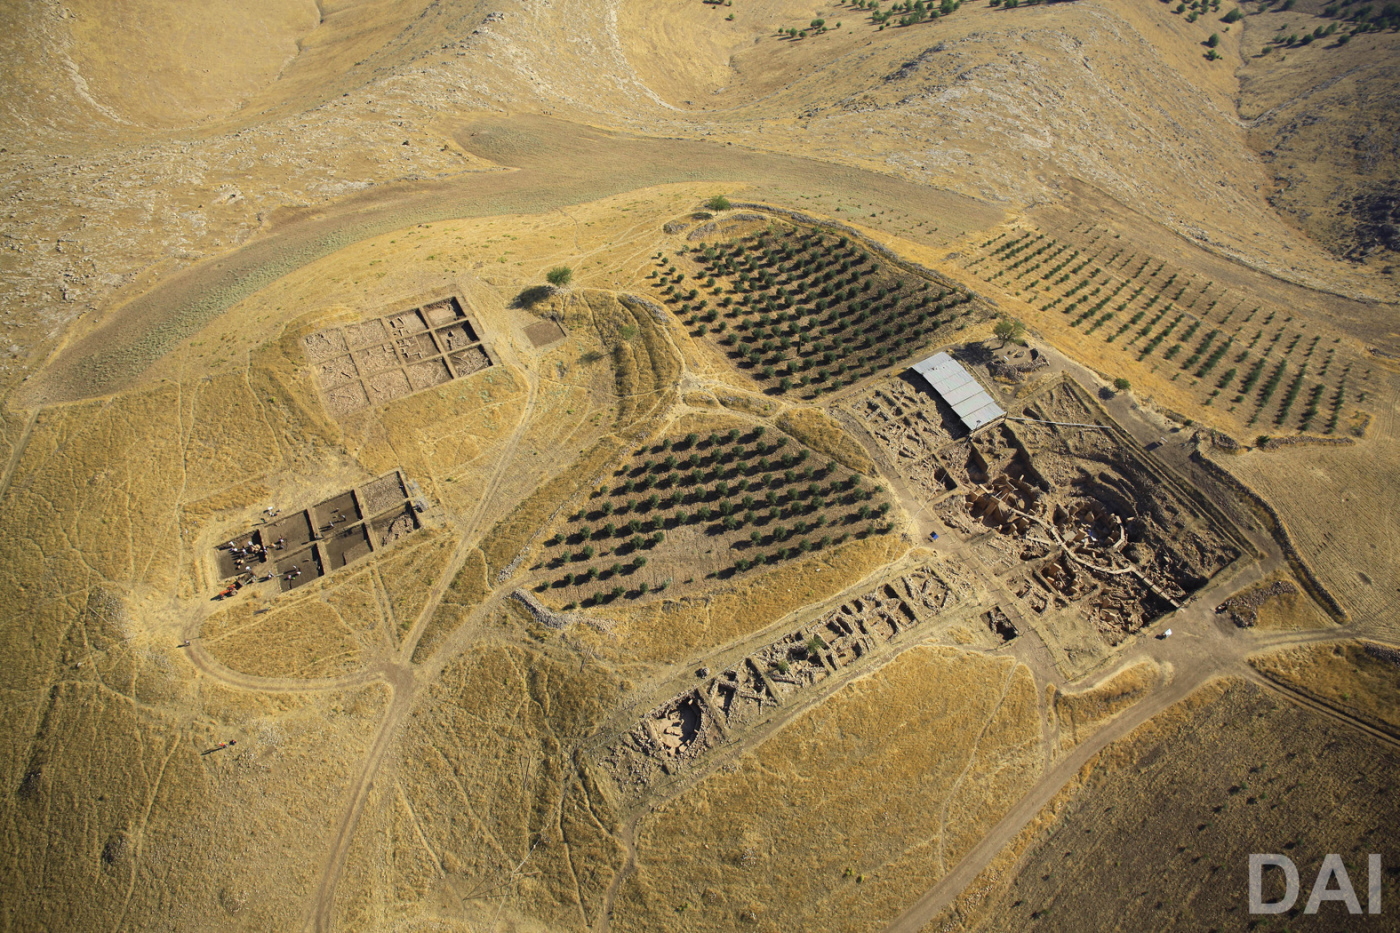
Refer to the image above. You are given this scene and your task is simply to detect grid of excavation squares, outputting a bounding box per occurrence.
[214,471,422,593]
[303,297,494,415]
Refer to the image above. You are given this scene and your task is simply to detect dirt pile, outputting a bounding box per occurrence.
[1216,579,1299,627]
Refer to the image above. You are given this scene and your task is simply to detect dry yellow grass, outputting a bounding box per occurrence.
[961,678,1400,933]
[1217,423,1400,637]
[203,594,364,679]
[200,563,401,678]
[1050,660,1160,754]
[335,638,625,931]
[412,547,489,665]
[611,647,1042,933]
[64,0,319,126]
[377,529,458,641]
[574,533,905,665]
[1250,641,1400,737]
[479,435,629,579]
[5,605,389,932]
[1222,572,1333,633]
[777,406,877,476]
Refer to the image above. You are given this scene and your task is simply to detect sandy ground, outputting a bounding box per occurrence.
[1,0,1399,929]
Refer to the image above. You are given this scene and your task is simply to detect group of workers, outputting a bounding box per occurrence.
[215,507,298,598]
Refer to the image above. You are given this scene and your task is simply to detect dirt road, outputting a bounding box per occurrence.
[23,113,1002,407]
[881,610,1362,933]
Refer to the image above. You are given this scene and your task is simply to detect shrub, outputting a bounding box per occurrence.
[546,266,573,288]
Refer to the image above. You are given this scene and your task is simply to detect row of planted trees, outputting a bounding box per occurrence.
[666,229,978,397]
[535,427,895,603]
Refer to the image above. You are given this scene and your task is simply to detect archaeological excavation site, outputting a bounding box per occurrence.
[304,296,496,415]
[6,1,1399,928]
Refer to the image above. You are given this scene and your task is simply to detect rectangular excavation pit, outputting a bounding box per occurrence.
[303,329,348,362]
[216,531,265,579]
[366,369,413,405]
[394,332,439,364]
[407,358,453,392]
[317,355,360,389]
[265,512,315,554]
[372,504,420,549]
[311,492,361,534]
[711,665,772,726]
[421,297,465,328]
[354,343,400,376]
[860,610,899,641]
[449,346,492,377]
[985,606,1020,643]
[276,547,324,592]
[324,524,373,570]
[385,309,428,336]
[343,318,388,350]
[325,382,370,416]
[359,472,407,516]
[435,322,479,353]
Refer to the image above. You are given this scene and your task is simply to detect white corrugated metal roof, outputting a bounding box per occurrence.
[909,352,1005,432]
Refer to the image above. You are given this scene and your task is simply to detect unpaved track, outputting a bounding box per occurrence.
[1243,667,1400,751]
[881,658,1223,933]
[303,661,417,933]
[0,411,37,504]
[182,640,388,694]
[22,113,1001,407]
[881,614,1367,933]
[304,363,541,932]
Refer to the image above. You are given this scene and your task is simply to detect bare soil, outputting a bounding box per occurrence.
[3,3,1397,928]
[960,678,1400,933]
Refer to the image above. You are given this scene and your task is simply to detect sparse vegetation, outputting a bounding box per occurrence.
[968,223,1370,434]
[535,421,893,604]
[661,226,986,398]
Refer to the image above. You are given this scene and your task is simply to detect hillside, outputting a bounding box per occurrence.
[1,1,1397,931]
